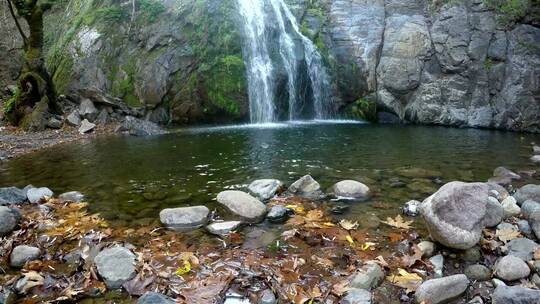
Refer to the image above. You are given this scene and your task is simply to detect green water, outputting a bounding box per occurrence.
[0,122,538,225]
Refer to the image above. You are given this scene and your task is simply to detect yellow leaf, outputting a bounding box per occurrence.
[346,235,355,246]
[323,222,336,227]
[496,228,521,243]
[176,259,191,276]
[339,219,359,230]
[285,204,305,214]
[382,215,413,230]
[386,268,423,293]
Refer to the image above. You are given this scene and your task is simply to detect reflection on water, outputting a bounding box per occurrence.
[0,123,537,223]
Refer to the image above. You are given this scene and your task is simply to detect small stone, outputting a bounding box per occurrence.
[402,200,421,217]
[514,184,540,206]
[267,205,288,223]
[501,196,520,218]
[332,180,370,200]
[95,247,136,289]
[484,196,503,227]
[288,175,323,199]
[0,206,20,236]
[340,288,372,304]
[59,191,85,202]
[417,241,436,258]
[26,187,53,203]
[10,245,41,267]
[521,200,540,219]
[0,187,26,204]
[493,167,521,180]
[429,254,444,278]
[350,262,384,290]
[206,221,242,236]
[159,206,209,231]
[248,179,282,201]
[461,247,482,263]
[259,289,277,304]
[464,264,491,281]
[497,222,517,231]
[533,145,540,154]
[495,255,530,281]
[47,117,63,129]
[531,155,540,164]
[78,119,96,134]
[415,274,469,304]
[137,292,175,304]
[506,238,540,261]
[491,285,540,304]
[66,110,81,126]
[491,278,506,288]
[517,220,533,238]
[217,191,266,223]
[95,109,109,125]
[533,260,540,273]
[79,98,98,120]
[532,274,540,288]
[530,210,540,240]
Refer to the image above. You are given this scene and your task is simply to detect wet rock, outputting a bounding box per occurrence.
[259,289,277,304]
[340,288,371,304]
[429,254,444,278]
[517,220,533,238]
[484,196,503,227]
[493,167,521,180]
[117,116,166,137]
[495,255,530,281]
[0,187,26,204]
[26,187,53,204]
[350,262,384,290]
[248,179,282,201]
[288,175,323,199]
[501,196,521,218]
[59,191,85,202]
[491,285,540,304]
[464,264,491,281]
[506,238,539,261]
[95,247,136,289]
[417,241,436,258]
[137,292,175,304]
[267,205,288,223]
[514,184,540,206]
[159,206,209,231]
[78,119,96,134]
[79,98,98,121]
[415,274,469,304]
[206,221,242,236]
[521,200,540,219]
[0,206,20,236]
[47,117,63,129]
[332,180,370,200]
[10,245,41,267]
[420,182,488,249]
[66,110,81,126]
[217,191,266,223]
[402,200,421,216]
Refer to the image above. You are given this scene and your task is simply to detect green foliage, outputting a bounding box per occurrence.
[344,98,377,122]
[92,6,127,24]
[137,0,166,23]
[206,55,246,115]
[483,0,530,25]
[3,90,19,116]
[484,58,494,70]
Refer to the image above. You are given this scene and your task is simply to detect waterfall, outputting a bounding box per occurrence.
[237,0,333,123]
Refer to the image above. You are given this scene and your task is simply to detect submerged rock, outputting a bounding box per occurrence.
[0,187,26,204]
[495,255,530,281]
[491,285,540,304]
[340,288,372,304]
[350,262,384,290]
[267,205,288,223]
[159,206,209,231]
[332,180,370,200]
[402,200,421,217]
[217,191,266,223]
[95,247,136,289]
[514,184,540,205]
[248,179,282,201]
[26,187,53,204]
[414,274,469,304]
[59,191,85,202]
[420,182,488,249]
[117,116,166,137]
[288,175,323,199]
[10,245,41,267]
[0,206,20,236]
[206,221,242,236]
[137,292,175,304]
[78,119,96,134]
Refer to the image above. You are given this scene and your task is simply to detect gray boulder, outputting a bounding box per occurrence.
[47,117,63,129]
[66,110,81,126]
[420,182,488,249]
[0,187,26,204]
[506,238,539,261]
[340,288,372,304]
[501,196,521,218]
[10,245,41,267]
[95,109,109,125]
[464,264,491,281]
[206,221,242,236]
[79,98,98,120]
[217,191,266,223]
[159,206,209,231]
[117,116,166,137]
[492,285,540,304]
[248,179,282,201]
[0,206,20,236]
[267,205,288,223]
[288,175,323,199]
[59,191,85,202]
[517,220,533,238]
[350,262,384,290]
[521,200,540,219]
[94,247,136,289]
[332,180,370,200]
[415,274,469,304]
[26,187,53,203]
[484,196,503,227]
[514,184,540,205]
[534,145,540,154]
[78,119,96,134]
[137,292,175,304]
[495,255,530,281]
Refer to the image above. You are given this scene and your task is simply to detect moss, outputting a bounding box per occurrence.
[3,89,20,119]
[343,98,377,122]
[206,55,246,115]
[483,0,530,25]
[110,58,143,108]
[137,0,166,24]
[483,58,494,70]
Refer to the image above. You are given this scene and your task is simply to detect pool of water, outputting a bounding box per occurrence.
[0,122,538,225]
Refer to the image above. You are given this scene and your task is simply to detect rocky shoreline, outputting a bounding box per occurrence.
[0,146,539,303]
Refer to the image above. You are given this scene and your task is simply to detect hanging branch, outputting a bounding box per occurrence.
[5,0,28,48]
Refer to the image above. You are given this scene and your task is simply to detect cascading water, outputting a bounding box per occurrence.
[237,0,334,123]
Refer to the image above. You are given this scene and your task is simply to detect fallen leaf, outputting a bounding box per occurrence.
[19,271,44,294]
[496,228,521,243]
[339,219,359,230]
[176,259,191,276]
[386,268,423,293]
[331,280,350,296]
[382,215,413,230]
[346,235,355,246]
[401,245,423,267]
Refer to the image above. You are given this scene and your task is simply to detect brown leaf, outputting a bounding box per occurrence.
[386,268,423,293]
[400,245,423,268]
[496,228,521,243]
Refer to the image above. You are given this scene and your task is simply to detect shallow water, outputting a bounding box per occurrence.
[0,122,538,224]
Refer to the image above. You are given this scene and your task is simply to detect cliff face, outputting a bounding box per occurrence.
[0,0,539,131]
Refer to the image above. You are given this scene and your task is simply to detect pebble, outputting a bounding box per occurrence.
[501,196,520,218]
[350,262,384,290]
[417,241,436,258]
[10,245,41,267]
[464,264,491,281]
[206,221,242,236]
[266,205,288,223]
[429,255,444,278]
[415,274,469,304]
[94,247,137,289]
[26,187,54,204]
[341,288,372,304]
[494,255,530,281]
